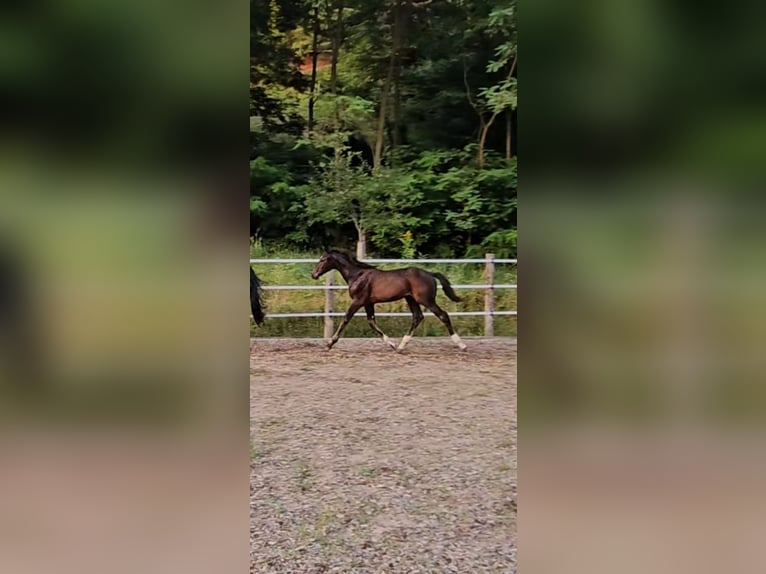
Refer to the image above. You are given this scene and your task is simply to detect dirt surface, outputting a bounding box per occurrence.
[250,338,517,573]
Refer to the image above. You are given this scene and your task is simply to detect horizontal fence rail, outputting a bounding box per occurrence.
[251,254,516,337]
[262,284,516,291]
[263,311,517,318]
[250,258,517,264]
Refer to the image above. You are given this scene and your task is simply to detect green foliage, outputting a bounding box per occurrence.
[251,0,306,131]
[250,0,517,258]
[466,229,518,259]
[480,3,517,115]
[303,154,370,232]
[399,230,417,259]
[303,155,426,251]
[297,92,377,144]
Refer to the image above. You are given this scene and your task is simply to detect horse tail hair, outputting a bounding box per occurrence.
[431,272,462,303]
[250,267,265,326]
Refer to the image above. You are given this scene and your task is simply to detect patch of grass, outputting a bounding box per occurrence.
[297,509,338,547]
[297,522,311,542]
[314,510,335,541]
[359,467,379,478]
[251,245,517,338]
[295,461,314,492]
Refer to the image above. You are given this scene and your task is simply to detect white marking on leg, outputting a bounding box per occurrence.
[382,334,397,349]
[397,334,413,351]
[451,333,467,351]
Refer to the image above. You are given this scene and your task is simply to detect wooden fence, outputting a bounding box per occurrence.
[250,255,516,337]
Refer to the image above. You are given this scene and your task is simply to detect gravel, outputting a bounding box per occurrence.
[251,338,516,573]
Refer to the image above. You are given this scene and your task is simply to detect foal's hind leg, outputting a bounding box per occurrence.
[397,296,424,351]
[425,301,467,351]
[365,304,397,350]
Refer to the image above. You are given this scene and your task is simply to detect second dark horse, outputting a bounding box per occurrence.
[312,250,467,351]
[250,267,265,327]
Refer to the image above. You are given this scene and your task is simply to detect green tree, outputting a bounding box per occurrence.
[251,0,306,132]
[303,152,423,257]
[250,0,518,257]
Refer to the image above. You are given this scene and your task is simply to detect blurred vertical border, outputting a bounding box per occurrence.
[522,0,766,572]
[0,1,249,572]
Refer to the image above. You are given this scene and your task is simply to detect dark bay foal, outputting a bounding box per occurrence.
[311,250,467,351]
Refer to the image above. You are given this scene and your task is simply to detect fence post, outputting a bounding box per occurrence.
[484,253,495,337]
[323,271,335,339]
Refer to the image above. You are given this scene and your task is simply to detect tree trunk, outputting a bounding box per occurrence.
[391,1,409,152]
[392,64,401,151]
[356,232,367,259]
[374,1,402,169]
[308,5,320,132]
[330,0,343,94]
[477,112,498,168]
[374,62,395,168]
[505,109,512,160]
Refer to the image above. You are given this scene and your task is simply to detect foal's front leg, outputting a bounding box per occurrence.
[365,304,397,350]
[327,302,362,350]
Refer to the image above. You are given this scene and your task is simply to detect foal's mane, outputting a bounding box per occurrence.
[328,249,377,269]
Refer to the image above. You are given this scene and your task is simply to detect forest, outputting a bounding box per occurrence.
[251,0,517,258]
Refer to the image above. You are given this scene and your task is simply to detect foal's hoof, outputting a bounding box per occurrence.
[382,336,397,350]
[451,334,467,352]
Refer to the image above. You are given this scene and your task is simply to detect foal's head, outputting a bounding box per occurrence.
[311,252,338,279]
[312,250,374,279]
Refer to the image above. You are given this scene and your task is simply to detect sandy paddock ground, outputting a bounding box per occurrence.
[250,337,517,573]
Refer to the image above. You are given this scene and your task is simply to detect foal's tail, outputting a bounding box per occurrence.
[431,272,462,303]
[250,267,265,326]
